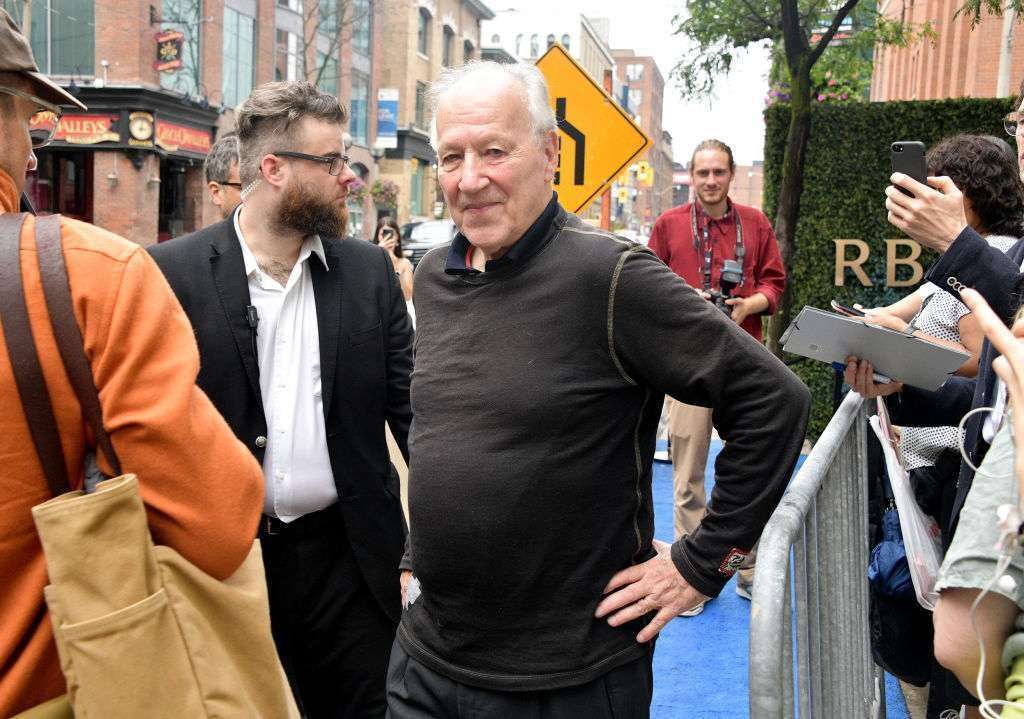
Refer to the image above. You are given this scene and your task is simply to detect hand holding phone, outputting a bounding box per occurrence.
[890,141,928,197]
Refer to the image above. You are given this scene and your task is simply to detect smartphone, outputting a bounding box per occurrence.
[830,299,865,317]
[890,141,928,196]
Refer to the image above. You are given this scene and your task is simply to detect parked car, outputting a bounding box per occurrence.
[404,219,457,268]
[400,221,422,243]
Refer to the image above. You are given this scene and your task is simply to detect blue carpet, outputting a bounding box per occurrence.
[651,440,910,718]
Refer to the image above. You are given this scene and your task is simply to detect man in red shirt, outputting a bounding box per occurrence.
[648,139,786,611]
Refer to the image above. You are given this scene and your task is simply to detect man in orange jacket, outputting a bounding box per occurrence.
[0,10,265,716]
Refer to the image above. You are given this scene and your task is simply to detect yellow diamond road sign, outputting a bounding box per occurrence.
[536,45,651,215]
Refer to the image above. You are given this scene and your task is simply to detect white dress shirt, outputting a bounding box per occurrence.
[235,209,338,522]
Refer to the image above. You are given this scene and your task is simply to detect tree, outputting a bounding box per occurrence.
[286,0,373,92]
[672,1,932,357]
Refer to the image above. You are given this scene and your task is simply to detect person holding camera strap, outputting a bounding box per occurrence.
[649,138,786,612]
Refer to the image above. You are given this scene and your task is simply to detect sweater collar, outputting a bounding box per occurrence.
[445,192,560,275]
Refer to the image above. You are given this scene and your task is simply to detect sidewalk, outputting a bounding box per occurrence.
[650,440,910,718]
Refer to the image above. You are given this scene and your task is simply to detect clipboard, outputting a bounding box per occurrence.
[780,306,969,391]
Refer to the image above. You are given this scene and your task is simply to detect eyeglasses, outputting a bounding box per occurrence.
[1005,112,1022,137]
[271,151,349,176]
[215,181,242,188]
[0,85,64,149]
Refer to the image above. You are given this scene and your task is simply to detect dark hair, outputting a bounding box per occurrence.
[373,216,402,255]
[204,132,239,183]
[690,138,736,171]
[235,81,347,186]
[926,134,1024,238]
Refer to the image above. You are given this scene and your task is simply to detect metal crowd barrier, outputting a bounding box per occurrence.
[749,390,885,718]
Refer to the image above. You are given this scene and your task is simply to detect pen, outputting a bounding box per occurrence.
[830,362,893,384]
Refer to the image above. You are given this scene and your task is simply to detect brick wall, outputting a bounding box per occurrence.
[92,152,161,246]
[871,3,1024,101]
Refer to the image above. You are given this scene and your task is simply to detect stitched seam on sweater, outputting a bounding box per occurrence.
[398,624,642,682]
[631,387,650,561]
[607,251,637,386]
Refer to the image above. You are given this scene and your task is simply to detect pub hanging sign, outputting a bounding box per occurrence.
[154,29,185,72]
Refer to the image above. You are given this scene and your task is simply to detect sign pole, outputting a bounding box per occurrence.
[600,69,613,231]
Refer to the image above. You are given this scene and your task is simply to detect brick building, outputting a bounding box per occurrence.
[870,1,1024,101]
[611,50,673,232]
[3,0,396,244]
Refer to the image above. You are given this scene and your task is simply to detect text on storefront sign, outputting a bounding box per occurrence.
[30,112,121,145]
[155,121,212,154]
[834,239,923,288]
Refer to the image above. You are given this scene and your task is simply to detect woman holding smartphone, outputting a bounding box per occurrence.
[373,217,414,302]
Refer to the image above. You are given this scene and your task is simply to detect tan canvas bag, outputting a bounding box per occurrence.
[0,214,299,719]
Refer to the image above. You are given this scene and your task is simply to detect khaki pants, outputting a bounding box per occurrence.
[666,397,756,585]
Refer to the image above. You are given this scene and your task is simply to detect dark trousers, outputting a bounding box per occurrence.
[385,639,654,719]
[260,505,398,719]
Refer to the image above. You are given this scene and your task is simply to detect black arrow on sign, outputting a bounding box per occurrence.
[555,97,585,185]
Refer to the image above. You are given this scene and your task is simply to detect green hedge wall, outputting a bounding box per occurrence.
[763,97,1013,437]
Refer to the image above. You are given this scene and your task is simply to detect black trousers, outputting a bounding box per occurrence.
[261,505,398,719]
[385,639,654,719]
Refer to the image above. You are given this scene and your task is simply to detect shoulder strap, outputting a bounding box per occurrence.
[34,215,122,477]
[0,213,71,495]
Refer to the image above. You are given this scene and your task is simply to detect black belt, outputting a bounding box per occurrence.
[258,503,341,539]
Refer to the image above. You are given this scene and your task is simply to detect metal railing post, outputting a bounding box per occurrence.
[749,391,872,718]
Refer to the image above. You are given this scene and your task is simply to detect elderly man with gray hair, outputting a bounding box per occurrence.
[389,61,810,718]
[203,132,242,220]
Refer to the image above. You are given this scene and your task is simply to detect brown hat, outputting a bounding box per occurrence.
[0,8,86,110]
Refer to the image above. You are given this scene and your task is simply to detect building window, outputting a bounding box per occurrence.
[561,33,570,50]
[316,50,339,96]
[515,34,522,56]
[442,25,454,67]
[529,34,538,57]
[463,39,473,62]
[275,29,302,81]
[318,0,338,36]
[352,0,371,57]
[629,88,642,111]
[410,161,425,216]
[414,81,426,129]
[350,72,369,146]
[490,33,500,44]
[626,63,644,81]
[160,0,201,97]
[277,0,301,10]
[222,6,254,109]
[546,33,555,48]
[25,149,92,222]
[5,0,95,76]
[417,7,430,55]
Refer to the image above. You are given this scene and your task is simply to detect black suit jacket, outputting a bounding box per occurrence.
[888,234,1024,546]
[149,216,414,621]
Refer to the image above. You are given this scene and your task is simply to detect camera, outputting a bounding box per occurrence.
[708,259,743,317]
[892,143,903,153]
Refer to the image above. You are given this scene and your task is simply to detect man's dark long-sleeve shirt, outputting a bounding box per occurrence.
[400,205,810,691]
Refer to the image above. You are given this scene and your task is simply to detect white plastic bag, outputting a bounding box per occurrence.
[870,397,943,610]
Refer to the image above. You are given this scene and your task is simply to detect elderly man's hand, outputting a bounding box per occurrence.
[843,356,904,399]
[884,174,968,254]
[595,540,707,643]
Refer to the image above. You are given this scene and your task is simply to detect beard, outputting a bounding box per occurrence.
[276,176,349,238]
